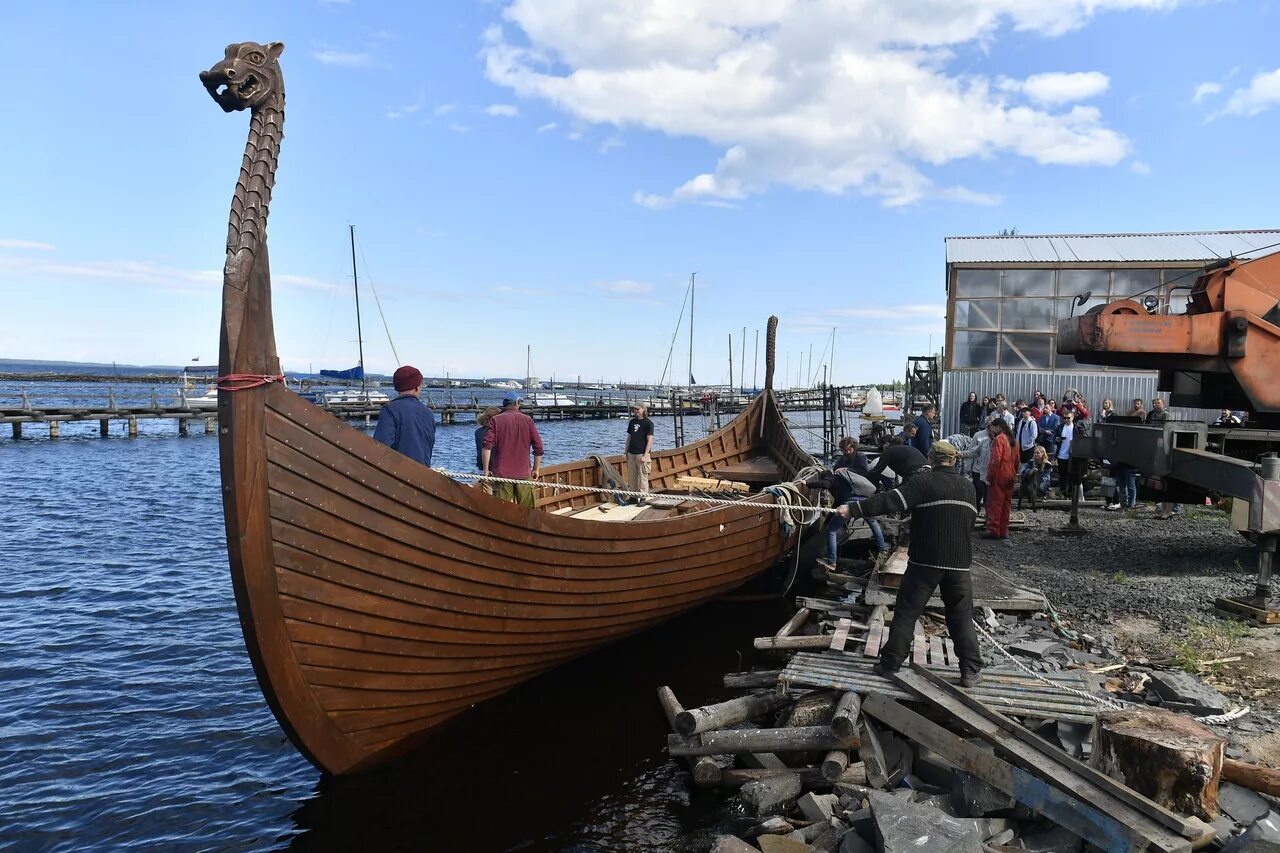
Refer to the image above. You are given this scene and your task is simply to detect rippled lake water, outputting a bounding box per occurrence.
[0,387,836,851]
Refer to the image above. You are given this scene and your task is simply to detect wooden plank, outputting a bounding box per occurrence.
[723,670,782,689]
[755,635,833,651]
[911,620,929,666]
[862,693,1178,853]
[830,618,852,652]
[863,605,886,659]
[903,665,1205,841]
[892,667,1198,849]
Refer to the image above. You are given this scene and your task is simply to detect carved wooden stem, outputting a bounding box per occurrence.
[221,100,283,376]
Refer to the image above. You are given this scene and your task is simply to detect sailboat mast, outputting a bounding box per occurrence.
[350,225,367,398]
[728,332,733,392]
[740,327,746,394]
[526,345,531,391]
[687,272,696,388]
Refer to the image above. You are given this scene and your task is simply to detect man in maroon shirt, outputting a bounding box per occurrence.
[481,394,545,507]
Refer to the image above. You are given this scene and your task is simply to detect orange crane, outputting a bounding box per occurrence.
[1058,249,1280,623]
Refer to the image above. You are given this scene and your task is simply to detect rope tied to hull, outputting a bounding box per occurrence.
[215,373,286,391]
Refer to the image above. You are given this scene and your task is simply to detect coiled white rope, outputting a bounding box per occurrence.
[432,468,842,515]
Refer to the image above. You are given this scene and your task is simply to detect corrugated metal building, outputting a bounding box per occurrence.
[939,229,1280,435]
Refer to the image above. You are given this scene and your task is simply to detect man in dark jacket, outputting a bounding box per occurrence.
[373,365,437,467]
[867,437,928,488]
[909,404,935,456]
[803,460,886,564]
[839,440,982,687]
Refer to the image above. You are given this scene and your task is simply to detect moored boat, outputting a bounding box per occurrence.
[201,41,816,775]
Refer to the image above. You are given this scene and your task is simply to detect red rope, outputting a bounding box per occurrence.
[215,373,285,391]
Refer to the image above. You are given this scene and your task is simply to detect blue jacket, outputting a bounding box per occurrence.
[910,414,933,456]
[373,394,437,466]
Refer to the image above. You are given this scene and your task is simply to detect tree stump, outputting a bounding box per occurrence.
[1090,708,1225,820]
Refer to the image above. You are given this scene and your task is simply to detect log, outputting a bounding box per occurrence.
[830,692,862,739]
[754,635,835,651]
[1090,707,1226,821]
[718,765,869,789]
[657,686,722,786]
[724,670,782,689]
[675,475,749,492]
[776,607,813,638]
[1222,757,1280,797]
[668,726,859,757]
[822,749,849,781]
[676,693,790,736]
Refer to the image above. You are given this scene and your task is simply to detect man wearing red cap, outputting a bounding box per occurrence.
[373,365,436,467]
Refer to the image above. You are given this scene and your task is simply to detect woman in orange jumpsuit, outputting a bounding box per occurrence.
[984,419,1016,539]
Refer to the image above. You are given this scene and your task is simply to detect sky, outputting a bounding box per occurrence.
[1,0,1279,387]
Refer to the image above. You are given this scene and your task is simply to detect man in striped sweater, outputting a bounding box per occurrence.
[837,440,983,687]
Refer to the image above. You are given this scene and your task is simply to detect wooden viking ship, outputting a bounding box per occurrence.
[201,41,815,775]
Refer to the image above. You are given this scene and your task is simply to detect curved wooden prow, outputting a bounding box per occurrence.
[764,315,778,391]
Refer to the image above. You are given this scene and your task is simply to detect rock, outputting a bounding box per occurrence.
[758,816,795,835]
[1212,815,1242,846]
[987,828,1016,846]
[1222,812,1280,852]
[869,789,984,853]
[1149,669,1231,715]
[911,747,961,790]
[759,835,814,853]
[742,774,804,816]
[1220,782,1274,827]
[837,830,874,853]
[798,792,840,822]
[712,836,761,853]
[1009,639,1065,659]
[1020,823,1084,853]
[913,792,960,816]
[950,771,1017,817]
[1055,721,1091,760]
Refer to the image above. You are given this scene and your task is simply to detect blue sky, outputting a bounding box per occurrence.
[1,0,1278,386]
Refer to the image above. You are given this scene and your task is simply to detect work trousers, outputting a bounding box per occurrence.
[879,562,982,677]
[971,474,987,511]
[1116,466,1137,508]
[626,453,651,493]
[985,480,1012,537]
[825,507,886,561]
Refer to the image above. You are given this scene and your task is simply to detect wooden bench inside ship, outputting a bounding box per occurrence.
[549,455,785,522]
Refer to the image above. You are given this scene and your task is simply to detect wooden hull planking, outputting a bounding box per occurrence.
[222,384,808,774]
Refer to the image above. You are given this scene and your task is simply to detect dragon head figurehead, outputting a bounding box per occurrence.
[200,41,284,112]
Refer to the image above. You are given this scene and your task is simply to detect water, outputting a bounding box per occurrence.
[0,385,836,851]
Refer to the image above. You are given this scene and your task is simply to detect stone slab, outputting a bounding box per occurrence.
[798,792,840,822]
[869,789,983,853]
[1222,812,1280,852]
[712,835,761,853]
[1149,669,1230,714]
[742,774,804,816]
[1008,639,1066,659]
[1220,783,1275,828]
[759,835,815,853]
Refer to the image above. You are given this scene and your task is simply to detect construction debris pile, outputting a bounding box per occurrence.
[659,552,1280,852]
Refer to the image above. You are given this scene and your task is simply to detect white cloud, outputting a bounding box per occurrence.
[594,279,653,295]
[312,49,375,67]
[1020,71,1110,104]
[537,121,558,132]
[598,136,623,153]
[434,103,457,116]
[483,1,1154,207]
[448,123,471,133]
[485,103,520,117]
[0,254,332,293]
[1130,160,1151,174]
[0,238,54,251]
[386,93,425,119]
[1191,81,1221,103]
[1214,68,1280,118]
[787,304,945,334]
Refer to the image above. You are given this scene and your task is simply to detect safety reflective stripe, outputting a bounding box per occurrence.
[890,489,907,511]
[914,499,978,514]
[908,560,971,572]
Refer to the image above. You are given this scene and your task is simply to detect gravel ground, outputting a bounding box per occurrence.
[971,502,1268,633]
[969,501,1280,750]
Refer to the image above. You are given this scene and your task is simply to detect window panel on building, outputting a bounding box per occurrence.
[1058,269,1109,301]
[1002,269,1055,297]
[1054,295,1107,323]
[1162,267,1201,292]
[952,331,999,368]
[1000,333,1053,369]
[953,299,999,329]
[1111,269,1160,298]
[954,269,1000,297]
[1000,298,1054,331]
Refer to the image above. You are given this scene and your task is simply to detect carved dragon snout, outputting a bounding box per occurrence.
[200,41,284,112]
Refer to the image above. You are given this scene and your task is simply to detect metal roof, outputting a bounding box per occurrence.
[946,230,1280,265]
